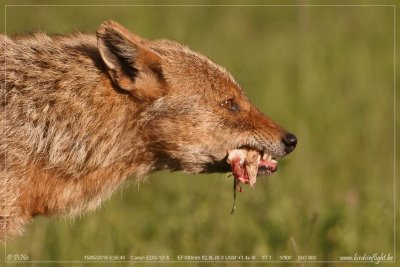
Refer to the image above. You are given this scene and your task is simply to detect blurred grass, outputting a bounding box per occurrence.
[1,0,398,266]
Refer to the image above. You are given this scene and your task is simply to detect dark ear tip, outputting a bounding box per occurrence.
[96,20,119,36]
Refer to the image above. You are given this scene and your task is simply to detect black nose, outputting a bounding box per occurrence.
[282,132,297,154]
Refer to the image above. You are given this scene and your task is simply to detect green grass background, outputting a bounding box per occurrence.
[1,0,399,266]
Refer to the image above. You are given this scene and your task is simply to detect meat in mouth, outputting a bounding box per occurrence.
[227,149,278,192]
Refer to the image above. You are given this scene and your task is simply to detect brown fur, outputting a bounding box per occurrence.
[0,21,295,239]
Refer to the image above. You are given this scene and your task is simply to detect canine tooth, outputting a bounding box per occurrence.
[262,153,268,160]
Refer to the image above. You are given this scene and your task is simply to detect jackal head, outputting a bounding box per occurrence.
[97,21,297,176]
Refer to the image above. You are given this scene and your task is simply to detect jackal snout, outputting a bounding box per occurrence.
[240,105,296,159]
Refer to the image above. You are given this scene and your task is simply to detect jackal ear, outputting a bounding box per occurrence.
[97,20,165,100]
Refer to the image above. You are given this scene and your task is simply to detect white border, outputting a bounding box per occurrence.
[2,3,397,264]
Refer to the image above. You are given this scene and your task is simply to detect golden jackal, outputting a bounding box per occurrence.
[0,21,297,239]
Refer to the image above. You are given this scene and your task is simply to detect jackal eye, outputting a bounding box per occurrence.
[221,99,240,112]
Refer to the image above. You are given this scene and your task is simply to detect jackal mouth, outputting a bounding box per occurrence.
[226,147,278,192]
